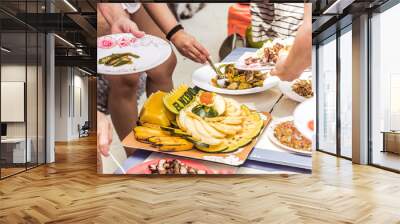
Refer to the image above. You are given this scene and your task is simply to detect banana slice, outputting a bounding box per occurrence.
[205,116,226,122]
[182,114,200,141]
[225,98,242,117]
[185,112,226,139]
[214,95,226,115]
[192,119,222,145]
[222,116,243,125]
[209,122,240,135]
[198,119,226,139]
[178,109,188,131]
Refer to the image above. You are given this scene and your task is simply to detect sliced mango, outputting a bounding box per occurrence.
[139,91,175,127]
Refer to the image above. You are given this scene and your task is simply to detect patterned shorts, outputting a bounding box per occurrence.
[97,73,146,114]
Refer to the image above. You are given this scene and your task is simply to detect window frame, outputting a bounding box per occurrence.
[315,22,353,161]
[367,0,400,173]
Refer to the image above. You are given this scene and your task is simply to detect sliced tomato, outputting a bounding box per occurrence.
[307,120,314,131]
[199,92,214,105]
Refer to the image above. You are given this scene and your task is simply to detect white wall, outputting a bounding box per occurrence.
[1,63,46,163]
[54,67,89,141]
[1,65,31,138]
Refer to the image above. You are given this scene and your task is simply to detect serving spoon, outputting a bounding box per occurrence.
[207,57,225,79]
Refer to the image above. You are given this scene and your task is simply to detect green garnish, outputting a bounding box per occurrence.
[192,105,219,118]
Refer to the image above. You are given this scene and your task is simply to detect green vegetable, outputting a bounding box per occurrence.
[191,105,218,118]
[98,52,140,66]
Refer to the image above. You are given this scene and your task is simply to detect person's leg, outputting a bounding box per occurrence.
[130,6,177,96]
[104,74,140,140]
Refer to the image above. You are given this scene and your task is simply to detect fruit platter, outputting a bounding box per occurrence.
[122,85,271,166]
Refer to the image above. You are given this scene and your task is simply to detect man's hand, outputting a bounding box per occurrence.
[171,30,209,64]
[111,17,145,38]
[97,111,113,157]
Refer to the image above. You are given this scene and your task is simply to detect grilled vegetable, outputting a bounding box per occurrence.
[160,127,191,137]
[191,105,219,118]
[98,53,139,67]
[158,144,193,151]
[148,137,193,151]
[163,84,199,114]
[195,142,228,153]
[148,136,191,145]
[134,126,170,140]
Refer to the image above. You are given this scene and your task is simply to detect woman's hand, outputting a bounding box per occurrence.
[97,111,113,157]
[111,17,145,38]
[171,30,209,64]
[271,54,300,81]
[271,55,289,80]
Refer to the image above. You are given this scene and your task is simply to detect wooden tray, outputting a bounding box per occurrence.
[122,112,272,166]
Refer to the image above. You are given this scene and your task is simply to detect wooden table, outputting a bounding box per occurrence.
[381,131,400,154]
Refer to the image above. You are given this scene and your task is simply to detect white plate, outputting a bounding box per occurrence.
[278,72,313,103]
[97,33,172,75]
[266,116,312,156]
[234,52,274,71]
[293,98,315,140]
[192,62,279,95]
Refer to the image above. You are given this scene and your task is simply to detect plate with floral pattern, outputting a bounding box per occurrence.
[97,33,172,75]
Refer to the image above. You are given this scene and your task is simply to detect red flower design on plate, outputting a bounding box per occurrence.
[118,36,135,48]
[97,36,116,49]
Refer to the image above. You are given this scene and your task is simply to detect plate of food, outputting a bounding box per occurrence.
[293,98,315,140]
[235,38,293,71]
[279,77,314,102]
[267,116,312,156]
[122,85,271,166]
[192,63,280,95]
[97,33,172,75]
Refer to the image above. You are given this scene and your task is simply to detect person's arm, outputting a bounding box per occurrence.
[98,3,144,37]
[271,3,312,81]
[142,3,178,35]
[143,3,209,64]
[97,111,113,157]
[97,77,112,157]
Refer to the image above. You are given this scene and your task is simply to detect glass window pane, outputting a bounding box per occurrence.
[371,4,400,171]
[317,36,337,154]
[27,31,38,169]
[38,32,45,165]
[339,28,352,158]
[1,31,27,177]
